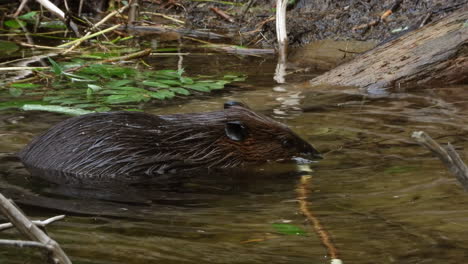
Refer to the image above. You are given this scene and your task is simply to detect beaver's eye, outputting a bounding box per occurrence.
[282,139,294,148]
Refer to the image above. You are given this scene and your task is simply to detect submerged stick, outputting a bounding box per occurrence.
[0,193,71,264]
[412,131,468,191]
[296,166,343,264]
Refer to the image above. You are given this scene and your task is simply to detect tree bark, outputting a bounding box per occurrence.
[309,8,468,93]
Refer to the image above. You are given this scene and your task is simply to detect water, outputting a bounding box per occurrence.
[1,45,468,264]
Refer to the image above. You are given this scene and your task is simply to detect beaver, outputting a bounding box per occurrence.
[19,102,321,182]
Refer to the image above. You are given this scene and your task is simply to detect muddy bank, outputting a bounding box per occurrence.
[159,0,468,47]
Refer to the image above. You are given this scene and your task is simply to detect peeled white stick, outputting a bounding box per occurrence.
[35,0,65,19]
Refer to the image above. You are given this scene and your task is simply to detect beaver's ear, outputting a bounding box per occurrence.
[225,121,248,141]
[224,101,247,109]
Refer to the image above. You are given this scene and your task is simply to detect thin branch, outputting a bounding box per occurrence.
[35,0,65,19]
[412,131,468,191]
[0,66,49,71]
[0,193,71,264]
[58,24,121,48]
[13,0,29,17]
[0,215,65,231]
[0,239,50,249]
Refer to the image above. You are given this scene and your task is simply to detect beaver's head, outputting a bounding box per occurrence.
[208,101,321,167]
[163,101,321,169]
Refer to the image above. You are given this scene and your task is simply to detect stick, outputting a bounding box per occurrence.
[0,239,50,249]
[0,193,71,264]
[101,48,152,62]
[35,0,65,19]
[274,0,288,84]
[140,12,185,24]
[210,7,235,23]
[0,215,65,231]
[18,42,66,50]
[412,131,468,191]
[13,0,29,17]
[296,166,343,264]
[58,24,121,48]
[0,66,49,71]
[61,4,129,54]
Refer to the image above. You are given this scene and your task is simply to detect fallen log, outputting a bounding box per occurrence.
[309,7,468,93]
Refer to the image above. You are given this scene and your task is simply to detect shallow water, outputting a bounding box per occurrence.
[1,45,468,264]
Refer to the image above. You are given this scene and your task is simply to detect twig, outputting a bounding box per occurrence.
[240,0,256,21]
[140,11,185,24]
[210,7,235,23]
[0,66,49,71]
[0,193,71,264]
[94,5,130,30]
[58,24,122,48]
[296,167,343,264]
[0,215,65,231]
[412,131,468,191]
[18,42,66,50]
[352,0,403,31]
[274,0,288,84]
[13,0,29,17]
[61,4,129,54]
[35,0,65,19]
[101,48,152,62]
[78,0,84,16]
[128,0,139,25]
[0,239,50,249]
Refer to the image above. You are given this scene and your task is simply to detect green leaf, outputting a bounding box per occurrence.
[112,86,148,93]
[105,94,148,104]
[18,11,38,21]
[10,83,40,89]
[180,77,194,84]
[170,88,190,95]
[155,69,181,78]
[0,40,19,53]
[4,19,27,29]
[39,21,67,29]
[9,88,23,97]
[142,80,171,88]
[79,64,135,78]
[0,100,41,110]
[183,83,211,92]
[156,89,175,99]
[106,79,133,88]
[87,84,102,91]
[48,57,63,75]
[271,223,306,236]
[149,90,175,100]
[51,98,88,105]
[21,104,93,116]
[156,79,181,86]
[74,103,101,109]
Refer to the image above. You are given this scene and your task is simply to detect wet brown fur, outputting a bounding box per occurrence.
[19,104,320,179]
